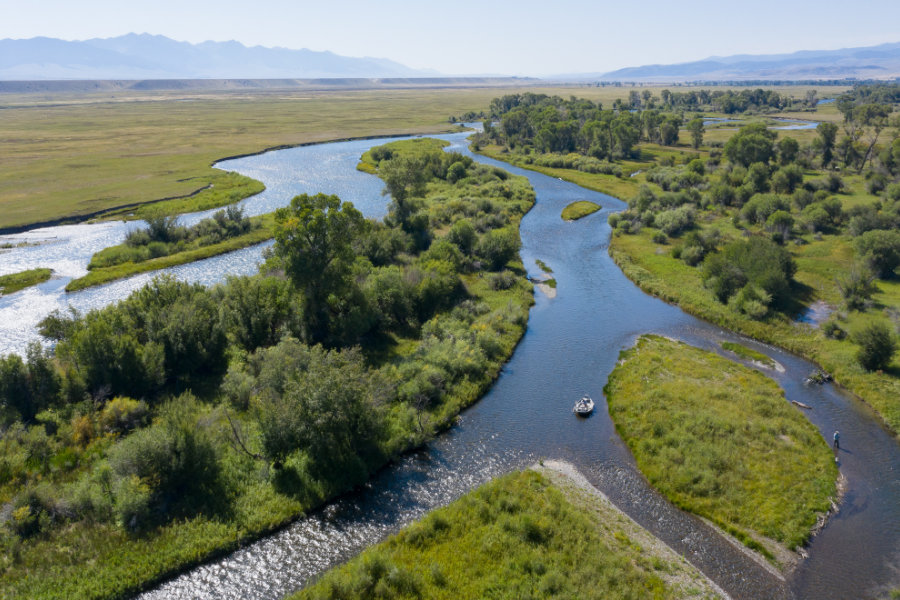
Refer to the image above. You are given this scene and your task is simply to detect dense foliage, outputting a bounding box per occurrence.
[0,138,535,599]
[88,206,254,269]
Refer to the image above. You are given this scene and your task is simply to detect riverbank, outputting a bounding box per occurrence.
[291,465,724,600]
[605,335,838,567]
[65,214,276,292]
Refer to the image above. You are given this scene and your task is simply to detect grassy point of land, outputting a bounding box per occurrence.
[535,258,553,273]
[477,144,643,199]
[605,335,837,564]
[292,467,721,600]
[65,213,276,292]
[98,171,266,222]
[721,341,777,369]
[562,200,602,221]
[0,268,52,295]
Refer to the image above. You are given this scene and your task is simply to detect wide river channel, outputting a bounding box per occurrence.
[2,129,899,599]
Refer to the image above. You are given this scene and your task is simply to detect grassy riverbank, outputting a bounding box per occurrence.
[605,335,837,560]
[562,200,601,221]
[65,213,276,292]
[98,171,265,222]
[0,269,52,295]
[292,467,721,600]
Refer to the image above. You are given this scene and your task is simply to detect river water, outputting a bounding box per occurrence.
[2,130,898,599]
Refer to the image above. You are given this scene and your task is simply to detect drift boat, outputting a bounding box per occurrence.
[573,395,594,416]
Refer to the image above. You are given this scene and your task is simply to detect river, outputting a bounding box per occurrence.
[2,130,898,599]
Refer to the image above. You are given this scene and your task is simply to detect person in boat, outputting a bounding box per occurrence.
[833,430,840,450]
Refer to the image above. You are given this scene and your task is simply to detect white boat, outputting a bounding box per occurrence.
[573,395,594,416]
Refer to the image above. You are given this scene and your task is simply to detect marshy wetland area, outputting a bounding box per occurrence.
[1,81,900,600]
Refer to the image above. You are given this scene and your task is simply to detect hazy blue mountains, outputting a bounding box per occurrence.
[0,34,435,80]
[595,42,900,81]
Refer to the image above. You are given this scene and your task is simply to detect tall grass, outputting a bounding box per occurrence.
[292,470,718,600]
[561,200,601,221]
[0,269,52,295]
[605,335,837,554]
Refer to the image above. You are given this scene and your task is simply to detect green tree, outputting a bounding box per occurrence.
[766,210,794,241]
[379,155,428,227]
[776,137,799,165]
[255,345,386,480]
[687,118,705,149]
[817,122,838,168]
[724,123,777,167]
[273,193,366,344]
[854,229,900,278]
[854,322,897,372]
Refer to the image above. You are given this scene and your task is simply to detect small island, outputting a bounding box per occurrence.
[721,341,777,369]
[561,200,601,221]
[605,335,837,565]
[66,208,274,292]
[0,268,52,295]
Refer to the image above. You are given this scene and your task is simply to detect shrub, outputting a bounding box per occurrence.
[702,237,796,307]
[854,322,897,371]
[107,395,224,529]
[488,270,518,291]
[741,194,789,225]
[447,219,476,254]
[854,229,900,278]
[98,397,149,434]
[651,231,668,244]
[477,228,521,271]
[836,266,877,310]
[681,245,706,266]
[822,319,847,340]
[654,206,695,236]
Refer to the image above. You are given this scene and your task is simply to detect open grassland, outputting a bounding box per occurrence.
[292,468,720,600]
[561,200,601,221]
[0,269,52,295]
[0,84,847,231]
[605,335,837,558]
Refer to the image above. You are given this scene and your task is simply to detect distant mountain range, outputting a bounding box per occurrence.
[592,42,900,82]
[0,34,437,80]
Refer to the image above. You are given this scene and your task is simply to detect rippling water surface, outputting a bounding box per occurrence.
[2,130,898,599]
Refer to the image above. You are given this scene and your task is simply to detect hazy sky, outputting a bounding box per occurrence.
[3,0,900,76]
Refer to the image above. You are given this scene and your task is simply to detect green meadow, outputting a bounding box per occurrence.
[605,335,837,558]
[292,469,720,600]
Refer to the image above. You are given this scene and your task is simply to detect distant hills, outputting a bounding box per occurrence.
[594,42,900,82]
[0,34,437,80]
